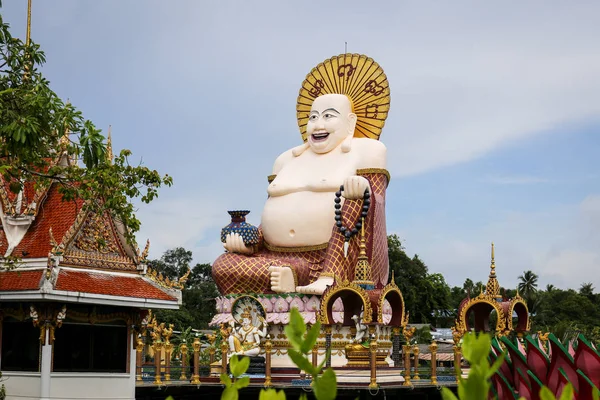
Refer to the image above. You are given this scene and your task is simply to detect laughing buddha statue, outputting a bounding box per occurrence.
[212,54,391,296]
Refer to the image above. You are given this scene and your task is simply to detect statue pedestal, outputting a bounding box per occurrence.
[211,294,395,368]
[344,345,390,368]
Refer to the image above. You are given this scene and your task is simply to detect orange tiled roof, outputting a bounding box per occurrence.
[0,270,43,291]
[12,184,84,258]
[55,269,177,301]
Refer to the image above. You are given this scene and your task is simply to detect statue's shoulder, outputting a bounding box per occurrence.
[352,138,387,169]
[352,137,387,152]
[272,147,296,174]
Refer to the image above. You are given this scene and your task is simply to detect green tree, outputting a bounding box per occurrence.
[518,270,539,299]
[0,10,171,244]
[579,282,595,300]
[388,235,451,324]
[150,248,219,329]
[463,278,476,297]
[535,288,600,338]
[450,285,466,310]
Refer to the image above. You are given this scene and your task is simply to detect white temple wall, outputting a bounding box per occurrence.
[2,373,41,400]
[49,373,133,400]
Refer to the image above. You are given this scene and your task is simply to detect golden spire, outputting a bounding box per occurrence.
[23,0,33,80]
[490,242,496,277]
[106,125,113,164]
[59,100,71,151]
[26,0,32,46]
[485,242,502,300]
[353,218,373,287]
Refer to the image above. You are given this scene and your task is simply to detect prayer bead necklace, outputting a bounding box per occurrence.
[334,185,370,256]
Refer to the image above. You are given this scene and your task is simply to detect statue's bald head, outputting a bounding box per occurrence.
[306,94,357,154]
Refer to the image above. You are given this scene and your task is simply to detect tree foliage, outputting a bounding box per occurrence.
[149,247,219,330]
[0,11,172,244]
[388,235,452,325]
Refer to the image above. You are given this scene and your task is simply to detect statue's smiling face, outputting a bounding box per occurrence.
[306,94,357,154]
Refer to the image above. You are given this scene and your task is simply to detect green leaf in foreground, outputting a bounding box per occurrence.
[313,368,337,400]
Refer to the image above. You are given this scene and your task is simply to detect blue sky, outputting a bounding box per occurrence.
[3,1,600,290]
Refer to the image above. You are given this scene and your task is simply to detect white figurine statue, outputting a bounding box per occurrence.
[228,306,267,359]
[352,313,368,345]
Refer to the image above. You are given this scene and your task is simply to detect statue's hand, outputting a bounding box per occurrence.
[342,176,370,200]
[223,233,256,255]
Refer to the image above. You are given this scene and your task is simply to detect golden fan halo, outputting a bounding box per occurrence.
[297,53,391,142]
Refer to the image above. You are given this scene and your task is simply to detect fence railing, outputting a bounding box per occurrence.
[136,337,460,387]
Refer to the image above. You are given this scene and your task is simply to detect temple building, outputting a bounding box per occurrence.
[0,141,183,400]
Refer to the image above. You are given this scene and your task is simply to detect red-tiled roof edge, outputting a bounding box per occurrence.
[54,269,178,302]
[0,269,44,291]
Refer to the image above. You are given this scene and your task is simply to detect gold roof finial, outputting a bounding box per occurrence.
[59,100,71,151]
[485,242,502,300]
[26,0,32,46]
[106,125,113,164]
[353,218,373,287]
[23,0,33,80]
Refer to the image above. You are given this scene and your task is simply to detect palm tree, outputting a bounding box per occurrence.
[518,270,539,299]
[545,284,555,293]
[579,282,595,298]
[463,278,475,296]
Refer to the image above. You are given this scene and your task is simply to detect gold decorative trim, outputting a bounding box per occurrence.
[267,175,276,184]
[62,250,137,271]
[146,267,190,290]
[319,279,373,324]
[270,339,392,351]
[456,292,506,335]
[68,309,132,324]
[297,54,390,142]
[320,272,335,278]
[264,241,328,253]
[507,295,530,332]
[23,183,52,216]
[0,183,14,214]
[59,207,89,249]
[357,168,391,184]
[378,278,405,325]
[231,295,267,324]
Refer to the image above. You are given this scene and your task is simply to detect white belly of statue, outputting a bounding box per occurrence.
[262,191,339,247]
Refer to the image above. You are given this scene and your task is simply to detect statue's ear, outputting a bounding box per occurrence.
[348,113,357,130]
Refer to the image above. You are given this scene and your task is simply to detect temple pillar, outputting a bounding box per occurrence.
[220,341,228,383]
[135,335,144,381]
[412,344,420,380]
[180,341,188,380]
[40,326,52,400]
[191,337,201,385]
[369,333,378,389]
[264,335,272,388]
[325,325,332,368]
[402,344,412,386]
[454,345,462,379]
[430,340,438,385]
[164,342,173,381]
[208,335,216,365]
[392,327,401,367]
[153,342,163,385]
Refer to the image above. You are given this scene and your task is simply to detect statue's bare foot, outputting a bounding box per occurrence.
[269,266,296,293]
[296,277,334,295]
